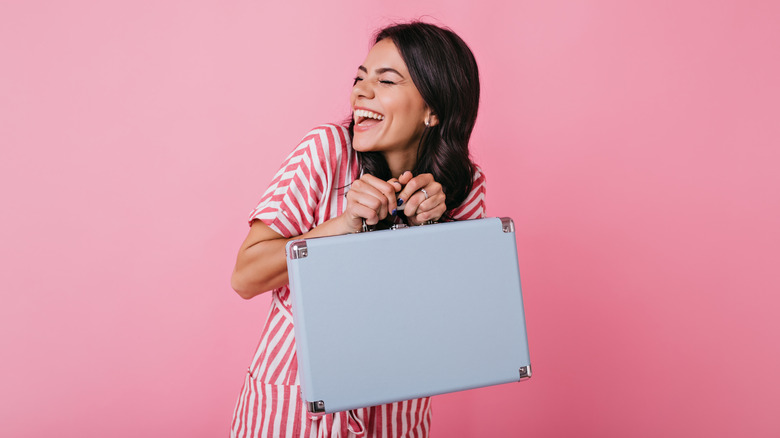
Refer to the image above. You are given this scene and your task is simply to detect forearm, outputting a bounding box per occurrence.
[231,216,352,299]
[231,237,290,299]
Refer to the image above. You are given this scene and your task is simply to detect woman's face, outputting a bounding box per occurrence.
[350,39,432,158]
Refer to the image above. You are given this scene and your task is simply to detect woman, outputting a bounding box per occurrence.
[230,21,486,437]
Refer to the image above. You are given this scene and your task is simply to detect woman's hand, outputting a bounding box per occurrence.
[396,171,446,225]
[341,174,403,233]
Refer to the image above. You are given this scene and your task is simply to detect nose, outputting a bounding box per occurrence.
[352,79,375,100]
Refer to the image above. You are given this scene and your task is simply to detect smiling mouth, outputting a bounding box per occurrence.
[354,109,385,126]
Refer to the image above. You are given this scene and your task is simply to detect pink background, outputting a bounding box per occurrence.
[2,0,779,436]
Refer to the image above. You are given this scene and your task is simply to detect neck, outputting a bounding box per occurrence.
[383,148,418,178]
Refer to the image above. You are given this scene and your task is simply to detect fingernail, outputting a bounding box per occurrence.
[397,198,404,206]
[391,209,397,216]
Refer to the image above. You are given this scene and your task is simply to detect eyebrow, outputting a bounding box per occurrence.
[357,66,405,78]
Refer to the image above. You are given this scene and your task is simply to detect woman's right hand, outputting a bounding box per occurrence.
[340,174,403,233]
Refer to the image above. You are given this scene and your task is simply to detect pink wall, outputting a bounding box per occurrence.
[2,1,778,436]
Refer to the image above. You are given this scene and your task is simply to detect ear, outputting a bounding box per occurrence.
[425,112,439,127]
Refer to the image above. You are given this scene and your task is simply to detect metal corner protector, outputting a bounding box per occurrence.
[500,217,515,233]
[288,240,309,259]
[519,365,532,380]
[307,400,326,414]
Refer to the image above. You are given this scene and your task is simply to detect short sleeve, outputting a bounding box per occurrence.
[448,164,486,220]
[248,125,350,237]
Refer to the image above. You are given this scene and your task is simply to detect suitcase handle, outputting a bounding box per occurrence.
[359,219,434,233]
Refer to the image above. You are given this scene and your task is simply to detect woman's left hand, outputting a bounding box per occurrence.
[396,171,446,225]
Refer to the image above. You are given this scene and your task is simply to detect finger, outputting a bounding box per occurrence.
[400,178,443,217]
[397,171,414,186]
[397,173,433,206]
[341,203,372,231]
[352,177,394,218]
[408,192,446,224]
[386,178,403,194]
[350,202,381,225]
[404,189,445,219]
[413,191,446,216]
[413,202,447,224]
[399,190,424,218]
[348,181,389,220]
[359,174,399,216]
[405,181,445,224]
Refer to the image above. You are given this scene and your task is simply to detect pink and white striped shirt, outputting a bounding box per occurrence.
[231,124,486,438]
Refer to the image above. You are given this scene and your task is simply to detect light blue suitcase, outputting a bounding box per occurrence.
[285,217,531,414]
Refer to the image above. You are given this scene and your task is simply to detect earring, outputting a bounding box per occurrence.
[424,119,430,127]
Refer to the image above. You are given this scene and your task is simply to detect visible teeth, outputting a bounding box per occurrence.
[354,109,384,121]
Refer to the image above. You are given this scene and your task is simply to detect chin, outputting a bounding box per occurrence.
[352,135,376,152]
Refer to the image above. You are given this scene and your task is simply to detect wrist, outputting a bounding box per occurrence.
[332,213,361,235]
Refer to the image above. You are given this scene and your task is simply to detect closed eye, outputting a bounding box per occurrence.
[353,76,364,85]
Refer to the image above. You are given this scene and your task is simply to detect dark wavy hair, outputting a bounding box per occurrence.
[347,21,480,221]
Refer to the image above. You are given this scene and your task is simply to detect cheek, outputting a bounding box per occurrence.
[395,92,419,112]
[349,95,356,112]
[387,96,423,124]
[404,94,427,121]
